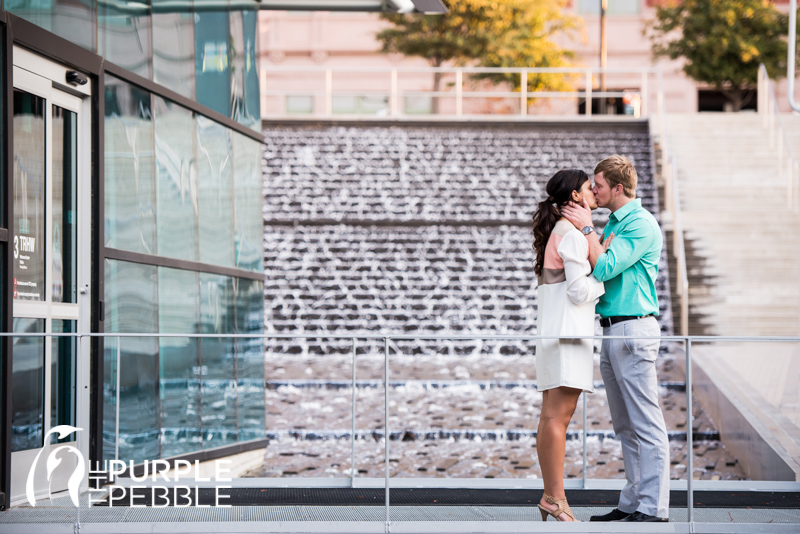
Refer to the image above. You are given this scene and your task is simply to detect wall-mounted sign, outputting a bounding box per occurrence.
[14,218,44,300]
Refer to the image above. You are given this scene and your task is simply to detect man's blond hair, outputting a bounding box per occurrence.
[594,155,637,198]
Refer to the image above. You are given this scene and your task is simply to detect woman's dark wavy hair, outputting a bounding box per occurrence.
[532,169,589,277]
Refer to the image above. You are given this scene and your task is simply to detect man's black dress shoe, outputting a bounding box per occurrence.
[616,511,669,522]
[589,508,631,522]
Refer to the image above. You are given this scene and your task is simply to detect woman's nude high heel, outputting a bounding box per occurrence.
[538,493,578,522]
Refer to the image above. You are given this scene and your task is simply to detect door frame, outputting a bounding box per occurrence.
[9,48,92,506]
[1,14,106,509]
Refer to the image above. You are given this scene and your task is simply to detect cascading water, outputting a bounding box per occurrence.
[252,123,745,481]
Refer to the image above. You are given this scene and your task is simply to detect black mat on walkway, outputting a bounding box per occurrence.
[98,487,800,509]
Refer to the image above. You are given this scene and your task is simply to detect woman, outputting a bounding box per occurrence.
[532,169,612,522]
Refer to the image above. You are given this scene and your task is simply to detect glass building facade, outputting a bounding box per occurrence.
[1,0,266,496]
[6,0,261,130]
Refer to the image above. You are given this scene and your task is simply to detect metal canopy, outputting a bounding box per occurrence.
[142,0,448,14]
[255,0,447,13]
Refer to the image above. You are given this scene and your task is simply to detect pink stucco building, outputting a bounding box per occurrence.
[258,3,797,118]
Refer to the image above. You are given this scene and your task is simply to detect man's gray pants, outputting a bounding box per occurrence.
[601,316,670,518]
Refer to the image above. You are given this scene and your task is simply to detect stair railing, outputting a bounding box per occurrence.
[260,65,659,119]
[667,156,690,337]
[757,64,799,211]
[656,69,690,336]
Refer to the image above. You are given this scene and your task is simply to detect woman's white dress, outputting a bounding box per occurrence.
[536,220,605,393]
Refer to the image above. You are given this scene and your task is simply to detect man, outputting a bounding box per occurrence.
[562,155,670,523]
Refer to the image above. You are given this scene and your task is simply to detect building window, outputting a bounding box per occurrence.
[579,0,640,15]
[404,96,433,115]
[332,95,389,115]
[286,95,314,114]
[698,89,757,112]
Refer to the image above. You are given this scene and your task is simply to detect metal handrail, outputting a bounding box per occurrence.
[8,332,800,340]
[9,330,800,528]
[260,65,658,119]
[758,64,799,210]
[261,65,662,74]
[668,155,690,337]
[789,0,799,112]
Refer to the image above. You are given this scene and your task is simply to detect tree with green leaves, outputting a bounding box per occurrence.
[376,0,579,112]
[648,0,798,111]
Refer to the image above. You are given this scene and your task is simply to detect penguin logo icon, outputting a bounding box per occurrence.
[26,425,85,507]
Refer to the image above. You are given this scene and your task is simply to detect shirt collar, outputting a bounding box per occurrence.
[610,198,641,222]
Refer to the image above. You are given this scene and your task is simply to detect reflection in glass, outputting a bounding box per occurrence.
[51,320,77,444]
[12,319,45,452]
[230,11,246,125]
[104,77,157,254]
[154,97,198,261]
[13,90,46,302]
[242,10,261,129]
[153,6,196,99]
[5,0,97,52]
[229,9,259,128]
[197,117,234,267]
[200,273,238,447]
[104,259,160,463]
[98,0,153,78]
[52,106,78,303]
[232,133,263,271]
[102,335,119,462]
[235,278,265,441]
[194,10,231,117]
[158,267,202,457]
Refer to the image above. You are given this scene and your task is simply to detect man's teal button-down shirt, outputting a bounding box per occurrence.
[593,198,662,318]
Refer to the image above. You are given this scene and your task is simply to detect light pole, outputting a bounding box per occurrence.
[600,0,608,114]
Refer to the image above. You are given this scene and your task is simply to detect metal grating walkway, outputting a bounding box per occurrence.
[92,487,800,508]
[1,493,799,533]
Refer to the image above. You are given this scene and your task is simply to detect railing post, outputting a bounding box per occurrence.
[351,338,357,487]
[260,66,268,117]
[390,69,399,117]
[77,333,84,516]
[788,156,794,209]
[769,100,775,148]
[640,71,648,117]
[795,160,800,213]
[115,336,121,469]
[520,69,528,117]
[758,67,767,127]
[384,337,390,533]
[325,69,333,117]
[456,69,463,116]
[664,158,673,216]
[582,391,587,489]
[657,68,666,151]
[76,321,82,520]
[686,338,694,524]
[681,276,690,337]
[585,70,593,117]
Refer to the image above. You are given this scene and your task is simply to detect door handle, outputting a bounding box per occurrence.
[79,284,89,295]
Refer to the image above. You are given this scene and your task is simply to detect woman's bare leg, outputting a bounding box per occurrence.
[537,386,583,521]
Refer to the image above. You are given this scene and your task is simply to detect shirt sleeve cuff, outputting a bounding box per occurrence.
[593,256,610,282]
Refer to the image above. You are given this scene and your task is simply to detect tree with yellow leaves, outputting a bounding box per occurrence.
[377,0,580,112]
[648,0,799,111]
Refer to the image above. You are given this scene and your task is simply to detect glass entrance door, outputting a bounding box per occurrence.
[10,50,91,504]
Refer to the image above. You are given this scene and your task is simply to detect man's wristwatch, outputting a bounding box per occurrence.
[581,225,595,235]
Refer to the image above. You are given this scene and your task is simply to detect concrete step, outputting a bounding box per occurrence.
[665,112,800,336]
